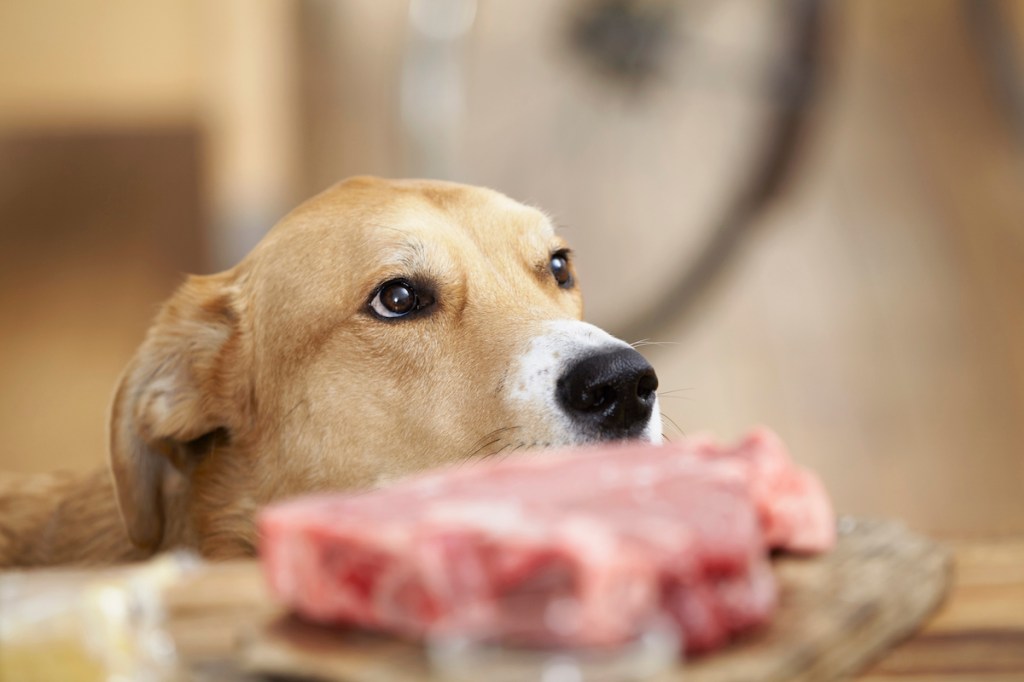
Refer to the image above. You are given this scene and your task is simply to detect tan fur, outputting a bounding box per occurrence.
[0,177,586,567]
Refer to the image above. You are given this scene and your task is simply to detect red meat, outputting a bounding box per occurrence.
[259,429,833,654]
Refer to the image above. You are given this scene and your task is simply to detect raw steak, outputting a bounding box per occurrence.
[259,429,834,654]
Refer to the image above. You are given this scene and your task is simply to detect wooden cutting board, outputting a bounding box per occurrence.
[167,518,950,681]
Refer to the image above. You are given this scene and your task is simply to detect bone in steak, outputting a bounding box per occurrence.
[259,428,834,654]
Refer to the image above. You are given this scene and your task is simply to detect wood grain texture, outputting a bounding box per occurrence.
[858,536,1024,681]
[225,518,950,682]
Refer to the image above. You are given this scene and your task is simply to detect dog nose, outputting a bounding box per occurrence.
[556,347,659,439]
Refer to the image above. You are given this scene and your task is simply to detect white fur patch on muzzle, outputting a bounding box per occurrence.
[505,320,662,447]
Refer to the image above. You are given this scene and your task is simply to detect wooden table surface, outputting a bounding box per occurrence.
[161,533,1023,681]
[5,534,1020,681]
[857,536,1024,681]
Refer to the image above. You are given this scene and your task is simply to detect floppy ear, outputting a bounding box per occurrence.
[108,273,247,550]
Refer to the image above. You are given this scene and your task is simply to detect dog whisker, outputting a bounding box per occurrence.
[660,412,687,439]
[471,438,505,458]
[485,443,512,460]
[629,339,681,348]
[462,426,525,461]
[658,387,695,396]
[258,399,313,478]
[273,399,310,435]
[463,426,522,454]
[657,388,696,403]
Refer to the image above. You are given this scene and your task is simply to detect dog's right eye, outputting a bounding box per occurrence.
[369,279,432,319]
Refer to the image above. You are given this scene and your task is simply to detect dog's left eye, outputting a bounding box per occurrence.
[551,251,573,288]
[369,279,433,319]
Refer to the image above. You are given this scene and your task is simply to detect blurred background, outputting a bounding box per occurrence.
[1,0,1022,539]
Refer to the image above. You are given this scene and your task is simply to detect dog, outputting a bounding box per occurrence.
[0,177,661,567]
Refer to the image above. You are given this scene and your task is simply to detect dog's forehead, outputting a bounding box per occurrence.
[375,199,555,261]
[356,177,555,247]
[272,177,557,263]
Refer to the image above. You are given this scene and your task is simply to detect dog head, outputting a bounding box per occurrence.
[109,177,661,556]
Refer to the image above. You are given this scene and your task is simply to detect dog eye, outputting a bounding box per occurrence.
[550,251,573,288]
[370,279,432,319]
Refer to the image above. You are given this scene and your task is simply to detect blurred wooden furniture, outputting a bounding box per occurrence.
[0,130,203,475]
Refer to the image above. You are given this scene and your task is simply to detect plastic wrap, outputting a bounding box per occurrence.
[0,552,199,682]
